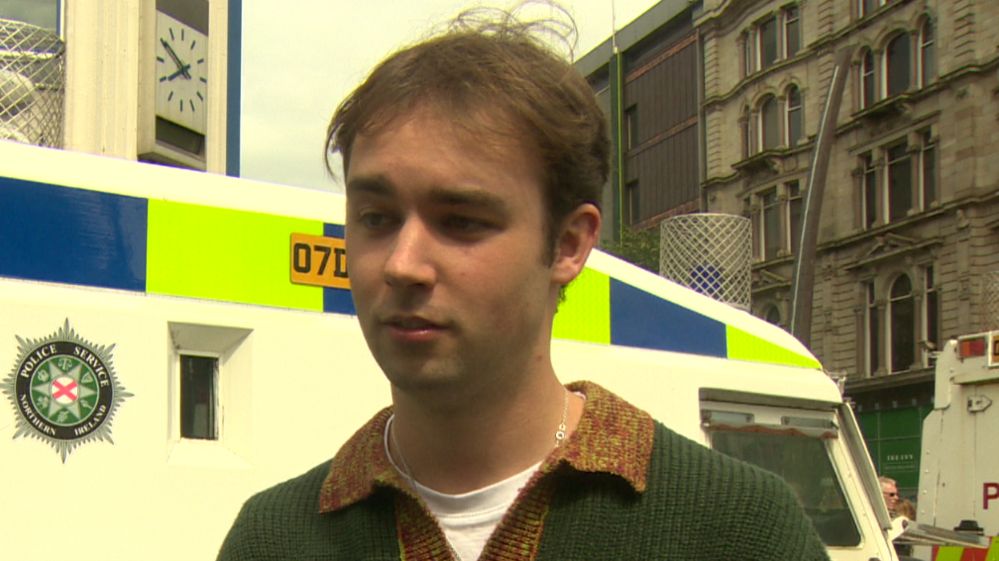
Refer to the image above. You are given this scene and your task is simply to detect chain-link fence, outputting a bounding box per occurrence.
[986,271,999,331]
[0,18,64,147]
[660,213,752,311]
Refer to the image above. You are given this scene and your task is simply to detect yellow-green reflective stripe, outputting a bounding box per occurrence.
[553,267,610,344]
[146,200,323,311]
[726,325,821,369]
[935,546,964,561]
[986,537,999,561]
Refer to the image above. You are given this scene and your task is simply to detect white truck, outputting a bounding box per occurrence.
[913,329,999,560]
[1,140,903,560]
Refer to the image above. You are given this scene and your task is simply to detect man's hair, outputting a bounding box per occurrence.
[878,476,897,486]
[326,3,609,257]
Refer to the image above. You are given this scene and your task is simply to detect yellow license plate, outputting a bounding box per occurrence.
[290,233,349,289]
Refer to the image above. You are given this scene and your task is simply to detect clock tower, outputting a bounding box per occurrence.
[61,0,233,173]
[139,0,213,170]
[155,10,208,140]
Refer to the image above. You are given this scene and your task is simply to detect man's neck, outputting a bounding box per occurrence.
[388,372,583,494]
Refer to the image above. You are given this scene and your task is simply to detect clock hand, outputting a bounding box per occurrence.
[160,39,191,79]
[166,64,191,81]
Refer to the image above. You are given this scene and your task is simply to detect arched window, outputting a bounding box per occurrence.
[861,48,876,108]
[919,19,935,87]
[885,33,911,97]
[764,304,782,326]
[786,85,802,147]
[889,274,914,372]
[760,95,780,150]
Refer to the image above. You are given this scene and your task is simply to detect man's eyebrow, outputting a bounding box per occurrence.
[346,178,511,214]
[427,186,510,214]
[346,175,394,197]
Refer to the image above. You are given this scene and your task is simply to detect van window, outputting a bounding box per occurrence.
[710,427,862,546]
[180,354,218,440]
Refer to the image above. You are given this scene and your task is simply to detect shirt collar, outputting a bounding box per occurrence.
[318,380,655,513]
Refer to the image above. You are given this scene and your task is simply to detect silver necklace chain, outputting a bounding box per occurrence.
[555,387,569,447]
[387,414,416,486]
[388,387,571,481]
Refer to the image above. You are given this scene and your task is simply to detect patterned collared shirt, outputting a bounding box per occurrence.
[318,381,655,561]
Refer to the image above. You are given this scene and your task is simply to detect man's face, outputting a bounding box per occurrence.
[881,481,898,512]
[344,109,560,396]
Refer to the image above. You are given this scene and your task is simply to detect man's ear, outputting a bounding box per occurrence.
[551,203,601,286]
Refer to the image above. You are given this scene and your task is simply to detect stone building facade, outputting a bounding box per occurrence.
[695,0,999,493]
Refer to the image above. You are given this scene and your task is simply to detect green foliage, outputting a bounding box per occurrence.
[600,227,660,273]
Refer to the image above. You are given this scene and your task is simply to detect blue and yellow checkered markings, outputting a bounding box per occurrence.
[726,325,821,369]
[555,268,728,357]
[554,267,818,368]
[323,223,355,315]
[0,177,816,367]
[553,268,727,358]
[146,199,324,311]
[609,279,728,358]
[934,536,999,561]
[0,177,148,292]
[553,268,611,344]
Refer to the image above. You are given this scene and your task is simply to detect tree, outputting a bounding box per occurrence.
[600,227,660,274]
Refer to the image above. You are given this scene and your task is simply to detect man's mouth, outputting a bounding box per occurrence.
[380,315,449,344]
[384,315,444,330]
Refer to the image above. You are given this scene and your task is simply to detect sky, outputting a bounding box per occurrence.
[239,0,660,192]
[0,0,58,30]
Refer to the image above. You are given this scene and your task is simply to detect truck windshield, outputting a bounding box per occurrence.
[711,428,862,547]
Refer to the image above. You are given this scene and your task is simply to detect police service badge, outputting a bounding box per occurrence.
[2,320,131,462]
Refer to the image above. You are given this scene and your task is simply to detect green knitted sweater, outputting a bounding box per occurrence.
[218,383,829,561]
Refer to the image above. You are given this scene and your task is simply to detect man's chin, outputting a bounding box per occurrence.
[379,358,461,392]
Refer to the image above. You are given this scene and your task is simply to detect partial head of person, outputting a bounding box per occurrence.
[896,498,916,521]
[879,476,899,514]
[326,4,608,395]
[327,3,608,262]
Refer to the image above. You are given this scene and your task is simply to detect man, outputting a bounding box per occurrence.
[880,475,915,558]
[881,475,900,516]
[217,5,829,560]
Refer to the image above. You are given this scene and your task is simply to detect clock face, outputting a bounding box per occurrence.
[155,11,207,135]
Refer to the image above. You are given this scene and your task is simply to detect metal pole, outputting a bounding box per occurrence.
[609,49,624,241]
[790,47,852,345]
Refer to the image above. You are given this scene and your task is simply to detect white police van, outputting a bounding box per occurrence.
[1,140,902,561]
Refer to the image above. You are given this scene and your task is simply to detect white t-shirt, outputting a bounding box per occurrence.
[384,416,539,561]
[412,463,539,561]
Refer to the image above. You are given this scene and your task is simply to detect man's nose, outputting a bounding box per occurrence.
[383,218,436,287]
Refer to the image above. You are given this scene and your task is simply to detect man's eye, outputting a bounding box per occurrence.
[442,215,489,234]
[358,212,394,229]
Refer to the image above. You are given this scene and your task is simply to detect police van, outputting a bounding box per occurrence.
[911,329,999,560]
[1,140,902,560]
